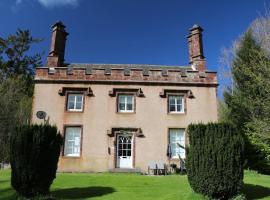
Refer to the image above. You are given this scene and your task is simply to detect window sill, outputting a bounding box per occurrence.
[65,110,84,113]
[117,111,135,114]
[168,112,186,115]
[62,155,81,159]
[170,157,186,160]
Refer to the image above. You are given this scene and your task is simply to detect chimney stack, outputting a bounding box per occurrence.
[187,24,206,71]
[47,21,69,67]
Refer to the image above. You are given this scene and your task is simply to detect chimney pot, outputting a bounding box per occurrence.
[190,24,202,31]
[51,21,66,29]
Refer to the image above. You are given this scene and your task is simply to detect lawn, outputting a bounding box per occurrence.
[1,170,270,200]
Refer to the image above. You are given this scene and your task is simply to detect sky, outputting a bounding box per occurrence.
[0,0,268,96]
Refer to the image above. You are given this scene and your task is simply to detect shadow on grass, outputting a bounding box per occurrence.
[52,186,115,199]
[0,187,13,194]
[0,180,8,183]
[243,184,270,200]
[0,187,17,200]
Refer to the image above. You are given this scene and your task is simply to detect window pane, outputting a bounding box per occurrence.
[118,150,122,156]
[119,103,125,111]
[65,147,72,155]
[127,103,133,111]
[74,147,79,153]
[68,95,75,110]
[126,96,133,104]
[176,97,182,104]
[170,131,176,141]
[119,95,125,103]
[179,132,185,147]
[169,105,175,112]
[75,102,82,110]
[68,127,80,135]
[171,143,177,157]
[175,133,181,141]
[177,105,182,112]
[68,101,75,110]
[176,147,181,156]
[76,95,83,103]
[169,97,175,105]
[68,95,75,102]
[64,132,71,155]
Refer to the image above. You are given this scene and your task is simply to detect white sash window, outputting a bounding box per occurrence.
[64,127,81,157]
[118,94,134,112]
[169,129,185,158]
[67,94,83,111]
[168,95,184,113]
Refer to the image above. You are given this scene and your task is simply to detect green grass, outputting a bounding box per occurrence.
[1,170,270,200]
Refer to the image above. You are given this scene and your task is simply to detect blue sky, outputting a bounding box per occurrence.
[0,0,267,96]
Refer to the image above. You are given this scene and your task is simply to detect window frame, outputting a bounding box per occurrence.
[66,92,85,112]
[117,93,135,113]
[167,94,186,114]
[168,128,186,159]
[63,125,83,158]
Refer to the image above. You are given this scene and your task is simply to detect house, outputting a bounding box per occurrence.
[32,22,218,172]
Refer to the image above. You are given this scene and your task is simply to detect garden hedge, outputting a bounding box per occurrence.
[186,123,244,199]
[10,124,62,198]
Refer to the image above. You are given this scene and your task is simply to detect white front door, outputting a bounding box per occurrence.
[117,134,133,168]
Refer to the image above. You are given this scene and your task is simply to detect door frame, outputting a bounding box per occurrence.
[115,131,135,169]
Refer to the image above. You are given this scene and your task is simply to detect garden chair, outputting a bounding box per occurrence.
[156,161,167,175]
[148,161,157,175]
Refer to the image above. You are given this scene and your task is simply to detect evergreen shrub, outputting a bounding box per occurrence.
[186,123,244,199]
[10,124,62,198]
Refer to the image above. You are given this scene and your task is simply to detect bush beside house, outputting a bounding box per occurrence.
[10,124,62,198]
[186,123,244,199]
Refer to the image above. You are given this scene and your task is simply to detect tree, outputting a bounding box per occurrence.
[0,29,42,78]
[186,123,244,199]
[0,77,33,163]
[10,124,62,198]
[222,30,270,174]
[0,30,42,164]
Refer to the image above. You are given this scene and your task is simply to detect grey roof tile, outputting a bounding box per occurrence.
[67,63,191,71]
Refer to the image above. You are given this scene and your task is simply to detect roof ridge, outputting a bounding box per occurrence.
[67,63,191,69]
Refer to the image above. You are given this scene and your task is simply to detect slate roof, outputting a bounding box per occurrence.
[65,63,192,71]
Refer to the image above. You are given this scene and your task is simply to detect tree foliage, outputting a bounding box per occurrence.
[187,123,244,200]
[0,29,42,78]
[0,30,42,163]
[0,76,33,163]
[10,124,62,198]
[222,30,270,174]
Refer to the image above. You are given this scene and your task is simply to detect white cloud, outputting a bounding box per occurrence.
[37,0,79,8]
[12,0,80,11]
[15,0,23,5]
[11,0,24,13]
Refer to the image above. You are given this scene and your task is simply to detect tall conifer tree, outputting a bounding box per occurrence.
[224,30,270,174]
